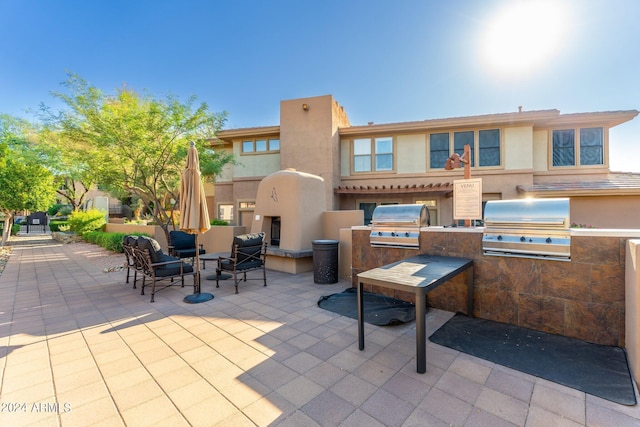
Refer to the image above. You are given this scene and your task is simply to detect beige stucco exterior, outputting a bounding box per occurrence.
[213,94,639,229]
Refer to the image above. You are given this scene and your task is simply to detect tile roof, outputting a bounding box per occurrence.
[517,173,640,196]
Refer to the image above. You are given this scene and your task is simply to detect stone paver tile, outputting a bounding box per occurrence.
[220,377,271,409]
[327,348,369,372]
[475,387,529,426]
[111,379,165,412]
[435,370,484,404]
[243,392,297,426]
[485,367,535,403]
[586,401,640,427]
[403,407,450,427]
[419,387,473,426]
[340,409,387,427]
[59,396,121,426]
[447,355,492,384]
[466,408,519,427]
[301,390,356,426]
[120,395,181,427]
[215,412,259,427]
[282,351,323,374]
[304,361,348,389]
[330,374,378,406]
[525,406,583,427]
[353,359,396,387]
[180,393,239,427]
[277,375,325,407]
[530,383,585,424]
[361,388,415,427]
[382,371,431,405]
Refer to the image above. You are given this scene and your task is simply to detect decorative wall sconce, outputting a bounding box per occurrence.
[302,103,310,111]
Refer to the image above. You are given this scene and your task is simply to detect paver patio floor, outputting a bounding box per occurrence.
[1,234,639,426]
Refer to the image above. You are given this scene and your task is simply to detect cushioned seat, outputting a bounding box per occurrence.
[135,235,196,302]
[216,232,267,294]
[168,230,206,264]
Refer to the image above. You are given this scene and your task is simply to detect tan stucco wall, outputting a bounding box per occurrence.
[199,226,247,253]
[626,239,640,385]
[532,129,548,171]
[234,151,280,178]
[105,224,168,251]
[251,169,327,251]
[504,126,533,170]
[397,134,427,174]
[340,138,351,176]
[571,196,640,229]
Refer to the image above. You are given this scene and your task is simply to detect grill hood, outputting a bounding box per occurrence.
[369,204,430,248]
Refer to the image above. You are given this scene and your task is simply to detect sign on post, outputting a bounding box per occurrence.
[453,178,483,223]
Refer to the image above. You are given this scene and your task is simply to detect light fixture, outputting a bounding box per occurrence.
[302,103,309,111]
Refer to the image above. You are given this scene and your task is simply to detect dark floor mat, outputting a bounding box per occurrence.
[429,313,636,405]
[317,288,416,326]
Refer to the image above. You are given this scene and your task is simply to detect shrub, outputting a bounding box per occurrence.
[49,220,69,232]
[11,224,20,235]
[210,219,229,226]
[83,231,150,253]
[48,204,66,216]
[68,209,107,235]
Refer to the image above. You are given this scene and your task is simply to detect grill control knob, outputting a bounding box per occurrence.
[391,232,396,237]
[497,235,503,241]
[405,232,410,237]
[378,231,383,236]
[546,237,552,243]
[520,236,526,242]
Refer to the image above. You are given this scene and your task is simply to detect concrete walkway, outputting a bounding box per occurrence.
[1,234,639,426]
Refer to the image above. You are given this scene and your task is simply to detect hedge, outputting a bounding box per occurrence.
[49,220,69,232]
[83,231,150,253]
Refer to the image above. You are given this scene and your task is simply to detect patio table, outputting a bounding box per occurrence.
[199,252,231,280]
[357,254,473,373]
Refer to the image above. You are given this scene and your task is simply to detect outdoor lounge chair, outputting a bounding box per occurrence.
[135,236,196,302]
[216,232,267,294]
[168,230,206,265]
[123,235,143,288]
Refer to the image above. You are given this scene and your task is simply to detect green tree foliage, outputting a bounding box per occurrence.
[67,209,106,235]
[42,73,235,240]
[0,115,57,245]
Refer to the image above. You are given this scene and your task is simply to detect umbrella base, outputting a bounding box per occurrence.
[183,293,214,304]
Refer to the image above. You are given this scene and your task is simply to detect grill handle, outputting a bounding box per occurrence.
[484,217,567,227]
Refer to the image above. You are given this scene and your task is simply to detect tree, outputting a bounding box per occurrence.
[42,73,235,240]
[0,115,57,245]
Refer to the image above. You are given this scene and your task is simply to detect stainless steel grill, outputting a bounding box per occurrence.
[482,198,571,261]
[369,204,430,248]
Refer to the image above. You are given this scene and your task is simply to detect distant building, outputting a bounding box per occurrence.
[211,95,640,229]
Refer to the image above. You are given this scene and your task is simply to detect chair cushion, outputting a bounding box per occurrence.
[155,260,194,277]
[124,235,139,247]
[137,236,164,264]
[232,233,264,263]
[220,258,262,272]
[170,231,196,250]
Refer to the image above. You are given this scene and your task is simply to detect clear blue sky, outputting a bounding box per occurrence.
[1,0,638,171]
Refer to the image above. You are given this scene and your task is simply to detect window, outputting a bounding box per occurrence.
[241,138,280,154]
[454,131,475,166]
[217,204,234,222]
[353,137,394,173]
[239,201,255,209]
[479,129,500,166]
[429,129,501,169]
[429,133,450,169]
[552,127,603,167]
[358,201,399,224]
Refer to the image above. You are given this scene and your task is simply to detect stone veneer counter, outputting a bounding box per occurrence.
[351,226,640,347]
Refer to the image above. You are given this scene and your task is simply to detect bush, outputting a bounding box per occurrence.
[48,204,66,216]
[49,220,69,232]
[83,231,150,253]
[11,224,20,235]
[68,209,107,235]
[210,219,229,226]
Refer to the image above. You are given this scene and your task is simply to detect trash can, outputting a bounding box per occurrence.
[312,239,339,284]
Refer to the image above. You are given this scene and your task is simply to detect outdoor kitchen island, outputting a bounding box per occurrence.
[357,254,473,373]
[351,225,640,348]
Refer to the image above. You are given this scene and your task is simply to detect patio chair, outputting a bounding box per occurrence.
[216,232,267,294]
[123,235,143,289]
[168,230,206,265]
[135,236,196,302]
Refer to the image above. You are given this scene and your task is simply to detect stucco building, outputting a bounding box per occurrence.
[211,94,640,230]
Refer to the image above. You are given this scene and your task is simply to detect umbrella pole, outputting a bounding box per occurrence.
[183,234,214,303]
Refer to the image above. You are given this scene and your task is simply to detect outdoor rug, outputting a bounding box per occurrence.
[317,288,416,326]
[429,312,637,405]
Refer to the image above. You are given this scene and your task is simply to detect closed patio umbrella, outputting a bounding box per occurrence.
[180,141,212,303]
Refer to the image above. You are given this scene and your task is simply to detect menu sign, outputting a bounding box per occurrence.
[453,178,482,220]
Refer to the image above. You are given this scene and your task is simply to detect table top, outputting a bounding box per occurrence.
[199,252,230,261]
[357,254,473,290]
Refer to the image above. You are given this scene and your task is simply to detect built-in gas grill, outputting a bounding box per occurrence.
[482,198,571,261]
[369,204,430,249]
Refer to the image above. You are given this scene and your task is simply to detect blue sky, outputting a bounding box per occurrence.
[1,0,639,171]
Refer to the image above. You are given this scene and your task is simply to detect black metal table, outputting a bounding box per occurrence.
[357,254,474,373]
[199,252,232,280]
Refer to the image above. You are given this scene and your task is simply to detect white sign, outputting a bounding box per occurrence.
[453,178,483,220]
